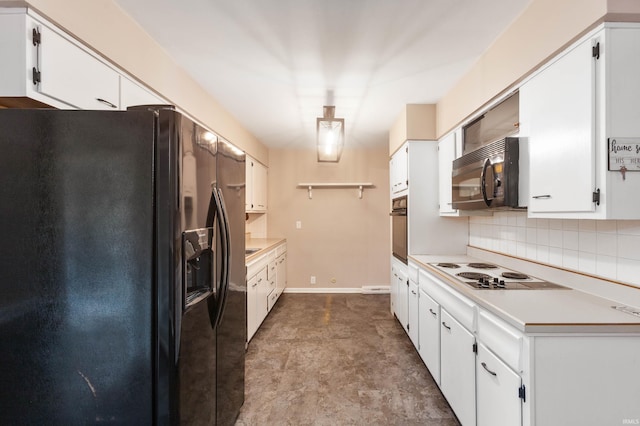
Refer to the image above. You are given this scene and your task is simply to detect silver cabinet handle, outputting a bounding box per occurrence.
[251,282,258,288]
[257,278,263,283]
[532,194,552,199]
[442,321,451,331]
[429,308,437,317]
[96,98,117,109]
[411,290,417,295]
[481,362,497,376]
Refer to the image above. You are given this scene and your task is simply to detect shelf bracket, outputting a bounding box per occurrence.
[308,186,313,200]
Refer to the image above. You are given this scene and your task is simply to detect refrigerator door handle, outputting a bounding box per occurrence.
[212,188,231,329]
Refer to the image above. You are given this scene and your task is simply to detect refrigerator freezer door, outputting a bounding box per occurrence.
[0,109,156,424]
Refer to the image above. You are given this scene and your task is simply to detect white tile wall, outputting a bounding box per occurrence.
[469,212,640,287]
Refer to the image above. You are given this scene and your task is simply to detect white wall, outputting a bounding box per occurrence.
[469,212,640,288]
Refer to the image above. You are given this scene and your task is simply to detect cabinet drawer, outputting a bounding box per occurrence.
[408,261,419,284]
[267,289,277,311]
[478,309,523,372]
[275,243,287,257]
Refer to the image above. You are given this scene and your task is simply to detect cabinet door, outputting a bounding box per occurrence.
[390,263,397,314]
[120,77,164,109]
[390,144,408,195]
[440,309,476,426]
[395,268,409,332]
[276,253,287,296]
[252,161,268,211]
[247,274,259,341]
[245,156,268,212]
[476,343,522,426]
[521,34,596,214]
[256,267,269,326]
[438,132,457,215]
[37,24,120,110]
[418,290,441,384]
[408,280,419,348]
[245,156,254,211]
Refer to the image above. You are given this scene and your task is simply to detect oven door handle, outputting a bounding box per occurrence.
[480,158,493,207]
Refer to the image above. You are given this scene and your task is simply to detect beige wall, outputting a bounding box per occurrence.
[2,0,268,164]
[389,104,436,155]
[267,146,390,290]
[435,0,640,137]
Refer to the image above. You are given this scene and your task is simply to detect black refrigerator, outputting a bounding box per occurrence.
[0,106,246,425]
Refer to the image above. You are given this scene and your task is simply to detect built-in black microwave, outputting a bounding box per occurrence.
[451,137,525,211]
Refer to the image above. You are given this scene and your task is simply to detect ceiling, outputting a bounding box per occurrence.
[114,0,532,150]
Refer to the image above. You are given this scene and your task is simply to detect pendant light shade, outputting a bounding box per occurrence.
[317,105,344,162]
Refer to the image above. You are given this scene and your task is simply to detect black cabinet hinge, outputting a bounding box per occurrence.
[593,188,600,206]
[519,384,526,402]
[472,342,478,353]
[407,323,410,331]
[592,42,600,60]
[32,67,41,85]
[32,28,41,46]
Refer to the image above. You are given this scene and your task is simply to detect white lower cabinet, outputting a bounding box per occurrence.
[407,279,419,347]
[418,289,440,384]
[476,343,522,426]
[395,266,409,332]
[406,264,640,426]
[275,252,287,298]
[440,308,476,426]
[246,266,266,341]
[246,242,286,342]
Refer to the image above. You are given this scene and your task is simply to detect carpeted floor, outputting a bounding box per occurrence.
[235,293,460,425]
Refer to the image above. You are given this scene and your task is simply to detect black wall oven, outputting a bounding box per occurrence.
[390,195,407,264]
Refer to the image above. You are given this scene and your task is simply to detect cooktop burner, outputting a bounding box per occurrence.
[467,262,498,269]
[457,272,492,280]
[437,263,461,269]
[502,271,530,280]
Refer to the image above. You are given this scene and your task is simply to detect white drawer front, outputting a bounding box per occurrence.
[478,309,523,372]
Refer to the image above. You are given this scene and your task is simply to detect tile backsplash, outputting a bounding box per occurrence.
[469,212,640,287]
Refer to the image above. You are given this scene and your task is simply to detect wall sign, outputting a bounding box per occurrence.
[608,138,640,180]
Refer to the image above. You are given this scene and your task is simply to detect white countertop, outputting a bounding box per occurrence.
[245,237,286,262]
[410,254,640,334]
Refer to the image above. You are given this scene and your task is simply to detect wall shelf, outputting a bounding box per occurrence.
[297,182,374,199]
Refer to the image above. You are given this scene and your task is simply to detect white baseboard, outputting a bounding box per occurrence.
[361,285,391,294]
[284,286,390,294]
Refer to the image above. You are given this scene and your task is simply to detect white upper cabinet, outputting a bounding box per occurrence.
[0,9,119,110]
[437,130,458,215]
[521,23,640,219]
[246,155,267,213]
[390,143,408,197]
[120,77,165,110]
[36,23,120,110]
[520,30,595,215]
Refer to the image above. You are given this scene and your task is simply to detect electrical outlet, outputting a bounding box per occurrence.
[296,221,302,229]
[310,276,316,284]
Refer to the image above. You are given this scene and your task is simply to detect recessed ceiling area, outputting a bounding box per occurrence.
[114,0,532,149]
